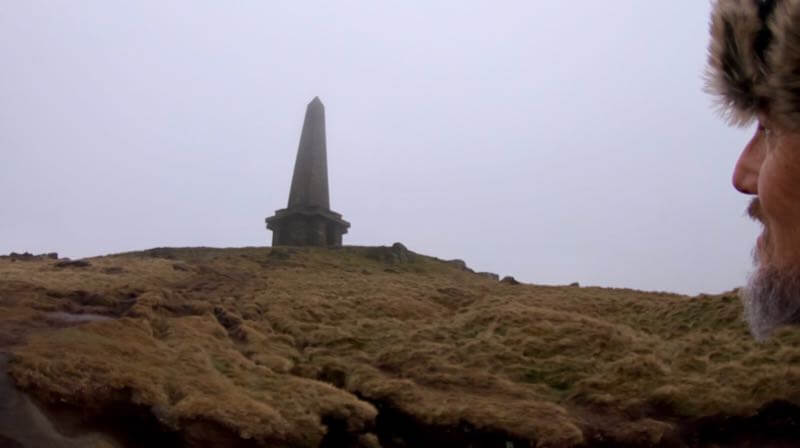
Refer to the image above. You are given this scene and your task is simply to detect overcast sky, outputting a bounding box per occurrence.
[0,2,758,295]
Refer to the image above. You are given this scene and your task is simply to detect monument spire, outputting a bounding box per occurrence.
[288,97,329,209]
[265,97,350,246]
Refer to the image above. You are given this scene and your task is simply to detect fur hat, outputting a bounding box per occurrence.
[706,0,800,129]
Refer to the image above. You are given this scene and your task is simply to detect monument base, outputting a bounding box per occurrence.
[266,206,350,247]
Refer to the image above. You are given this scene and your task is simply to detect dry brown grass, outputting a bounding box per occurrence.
[2,246,800,447]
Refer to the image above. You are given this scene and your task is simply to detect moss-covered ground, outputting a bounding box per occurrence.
[2,246,799,447]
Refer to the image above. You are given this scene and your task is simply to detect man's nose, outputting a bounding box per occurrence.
[732,134,762,194]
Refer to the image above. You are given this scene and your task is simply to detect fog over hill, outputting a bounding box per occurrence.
[0,2,757,294]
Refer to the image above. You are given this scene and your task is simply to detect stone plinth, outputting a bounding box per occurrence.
[266,206,349,246]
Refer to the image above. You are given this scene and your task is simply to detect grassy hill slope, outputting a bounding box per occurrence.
[1,246,799,447]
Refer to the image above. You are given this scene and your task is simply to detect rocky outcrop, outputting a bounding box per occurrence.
[365,243,415,265]
[445,259,471,271]
[1,252,58,262]
[476,272,500,281]
[500,276,520,285]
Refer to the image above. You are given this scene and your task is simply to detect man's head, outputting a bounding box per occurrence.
[707,0,800,339]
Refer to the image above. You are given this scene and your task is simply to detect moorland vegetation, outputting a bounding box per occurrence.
[1,246,799,447]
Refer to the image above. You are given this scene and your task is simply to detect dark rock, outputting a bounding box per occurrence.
[54,260,90,269]
[102,267,125,275]
[8,252,35,262]
[446,259,474,273]
[569,282,580,287]
[447,259,467,270]
[366,243,415,265]
[2,252,59,263]
[500,276,520,285]
[391,242,410,261]
[476,272,500,281]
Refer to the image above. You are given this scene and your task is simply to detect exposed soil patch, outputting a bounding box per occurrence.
[0,354,121,448]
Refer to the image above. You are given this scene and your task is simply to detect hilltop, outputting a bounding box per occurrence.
[1,245,799,447]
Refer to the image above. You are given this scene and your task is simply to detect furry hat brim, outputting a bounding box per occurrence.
[704,0,800,129]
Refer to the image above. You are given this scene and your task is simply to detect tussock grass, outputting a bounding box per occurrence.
[2,246,799,446]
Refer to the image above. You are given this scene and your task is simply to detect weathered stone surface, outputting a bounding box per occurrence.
[365,243,415,265]
[7,252,34,261]
[446,259,473,272]
[288,96,329,210]
[391,243,411,263]
[1,252,58,262]
[266,98,349,247]
[500,276,520,285]
[476,272,500,281]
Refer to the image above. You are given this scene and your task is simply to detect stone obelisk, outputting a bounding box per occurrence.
[266,97,350,246]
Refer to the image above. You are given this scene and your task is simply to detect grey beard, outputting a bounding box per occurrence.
[741,264,800,341]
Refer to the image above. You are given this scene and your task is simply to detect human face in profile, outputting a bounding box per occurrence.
[733,115,800,340]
